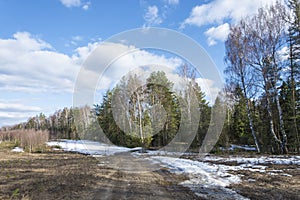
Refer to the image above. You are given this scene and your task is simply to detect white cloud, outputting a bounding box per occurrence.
[196,78,220,104]
[167,0,179,5]
[2,32,52,51]
[67,35,84,46]
[77,42,220,105]
[0,32,185,123]
[204,23,230,46]
[60,0,90,10]
[83,42,183,91]
[0,102,42,112]
[72,41,185,106]
[72,41,100,63]
[60,0,81,7]
[0,32,220,126]
[0,32,81,93]
[82,2,91,10]
[181,0,278,28]
[0,101,43,127]
[0,32,100,126]
[143,6,163,27]
[82,3,89,10]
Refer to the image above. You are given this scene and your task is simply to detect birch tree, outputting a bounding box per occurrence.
[243,2,288,153]
[225,23,261,153]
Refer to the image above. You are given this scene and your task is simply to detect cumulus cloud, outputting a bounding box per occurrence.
[181,0,278,45]
[204,23,230,46]
[0,32,81,93]
[181,0,278,28]
[143,6,163,27]
[78,42,183,92]
[73,41,100,61]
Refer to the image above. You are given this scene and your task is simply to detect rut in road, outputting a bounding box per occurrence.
[92,152,201,200]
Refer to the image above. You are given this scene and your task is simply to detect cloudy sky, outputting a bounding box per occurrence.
[0,0,278,127]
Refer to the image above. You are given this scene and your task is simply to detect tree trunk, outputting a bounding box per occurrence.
[136,93,144,145]
[274,92,288,154]
[245,98,260,153]
[264,80,282,151]
[241,72,260,153]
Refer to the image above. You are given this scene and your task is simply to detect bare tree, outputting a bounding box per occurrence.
[243,2,288,153]
[225,23,261,153]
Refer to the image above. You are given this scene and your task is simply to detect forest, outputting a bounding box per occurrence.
[1,0,299,154]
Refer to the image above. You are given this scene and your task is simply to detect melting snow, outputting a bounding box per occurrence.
[150,156,241,186]
[47,140,141,156]
[149,156,248,200]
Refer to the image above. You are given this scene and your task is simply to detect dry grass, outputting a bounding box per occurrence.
[0,130,49,153]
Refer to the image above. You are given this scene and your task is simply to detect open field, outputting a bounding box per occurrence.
[0,142,299,200]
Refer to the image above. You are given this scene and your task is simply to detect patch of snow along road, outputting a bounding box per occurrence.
[47,140,141,156]
[149,156,249,200]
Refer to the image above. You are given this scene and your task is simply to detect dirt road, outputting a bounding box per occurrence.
[0,149,200,200]
[93,152,200,200]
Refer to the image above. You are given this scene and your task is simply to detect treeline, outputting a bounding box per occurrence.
[1,106,93,140]
[1,1,299,154]
[222,0,300,153]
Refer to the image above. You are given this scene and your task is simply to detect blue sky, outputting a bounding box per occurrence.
[0,0,278,127]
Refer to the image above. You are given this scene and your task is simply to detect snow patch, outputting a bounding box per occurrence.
[202,155,300,166]
[149,156,248,200]
[47,140,142,156]
[11,147,24,152]
[220,144,257,151]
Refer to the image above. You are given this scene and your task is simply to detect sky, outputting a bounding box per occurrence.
[0,0,279,127]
